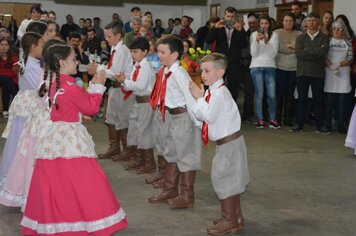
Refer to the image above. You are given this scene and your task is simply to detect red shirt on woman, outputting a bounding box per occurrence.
[0,55,19,84]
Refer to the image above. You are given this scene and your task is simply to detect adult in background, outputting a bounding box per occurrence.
[124,7,141,33]
[17,4,42,40]
[275,12,302,126]
[48,11,56,21]
[153,19,164,38]
[171,15,193,40]
[164,18,175,34]
[290,12,329,134]
[320,11,334,36]
[291,1,306,31]
[250,14,280,129]
[83,28,101,54]
[93,17,105,41]
[60,14,80,41]
[205,7,248,107]
[246,13,258,38]
[124,16,142,47]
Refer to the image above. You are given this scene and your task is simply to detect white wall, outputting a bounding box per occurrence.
[4,0,206,31]
[333,0,356,33]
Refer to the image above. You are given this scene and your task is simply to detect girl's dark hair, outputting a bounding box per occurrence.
[0,37,16,68]
[20,32,42,74]
[45,44,72,110]
[26,21,48,35]
[259,14,273,42]
[335,14,355,38]
[129,36,150,52]
[39,39,66,99]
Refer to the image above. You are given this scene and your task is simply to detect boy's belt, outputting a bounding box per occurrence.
[216,131,241,145]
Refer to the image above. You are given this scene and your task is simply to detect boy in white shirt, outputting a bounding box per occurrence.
[189,53,249,234]
[115,36,156,173]
[88,20,135,162]
[148,36,202,209]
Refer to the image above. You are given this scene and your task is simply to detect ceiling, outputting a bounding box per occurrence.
[54,0,207,6]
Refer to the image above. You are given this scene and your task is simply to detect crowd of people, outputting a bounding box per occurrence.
[0,0,355,235]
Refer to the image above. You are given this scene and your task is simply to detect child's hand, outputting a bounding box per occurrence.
[92,69,106,85]
[87,62,98,75]
[83,115,92,120]
[114,73,126,83]
[189,81,204,99]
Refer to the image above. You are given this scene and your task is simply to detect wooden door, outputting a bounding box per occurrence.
[312,0,333,16]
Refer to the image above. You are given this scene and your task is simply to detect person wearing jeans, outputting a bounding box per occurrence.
[250,14,280,128]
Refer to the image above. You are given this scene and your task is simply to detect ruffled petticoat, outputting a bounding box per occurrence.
[345,105,356,155]
[21,121,127,235]
[0,105,50,210]
[0,90,42,191]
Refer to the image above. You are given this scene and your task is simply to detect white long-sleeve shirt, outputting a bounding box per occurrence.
[250,31,279,69]
[96,40,133,80]
[164,61,199,125]
[192,79,241,141]
[122,57,155,96]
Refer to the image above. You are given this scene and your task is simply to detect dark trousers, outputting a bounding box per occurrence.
[325,93,346,130]
[0,76,18,111]
[276,69,297,124]
[226,63,254,119]
[226,63,241,101]
[296,76,325,129]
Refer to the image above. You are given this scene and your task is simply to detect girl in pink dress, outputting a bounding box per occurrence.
[21,44,127,235]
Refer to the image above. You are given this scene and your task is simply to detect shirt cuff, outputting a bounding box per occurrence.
[87,82,106,95]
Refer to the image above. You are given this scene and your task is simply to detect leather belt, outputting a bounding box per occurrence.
[216,131,241,145]
[164,106,187,115]
[135,95,150,103]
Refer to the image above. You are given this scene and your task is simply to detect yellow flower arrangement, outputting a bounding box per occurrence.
[181,47,212,73]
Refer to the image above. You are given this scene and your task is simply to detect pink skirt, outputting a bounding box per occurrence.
[21,157,127,235]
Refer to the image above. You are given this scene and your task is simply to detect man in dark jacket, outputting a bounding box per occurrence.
[205,6,248,103]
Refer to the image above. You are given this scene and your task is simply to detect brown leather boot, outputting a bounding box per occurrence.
[115,128,136,161]
[145,155,167,184]
[207,195,239,235]
[168,171,195,209]
[213,195,244,228]
[148,162,180,204]
[152,178,164,189]
[124,147,144,170]
[136,149,156,174]
[98,124,121,159]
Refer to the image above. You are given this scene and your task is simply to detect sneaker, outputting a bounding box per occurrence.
[256,119,265,129]
[316,127,331,135]
[3,111,9,119]
[289,126,303,133]
[269,120,281,129]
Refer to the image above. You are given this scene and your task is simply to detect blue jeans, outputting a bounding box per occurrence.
[325,93,346,130]
[250,67,277,120]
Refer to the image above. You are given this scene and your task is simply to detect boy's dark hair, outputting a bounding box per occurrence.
[49,11,56,15]
[86,18,92,24]
[79,18,85,22]
[30,4,42,14]
[68,31,81,40]
[105,20,124,36]
[42,10,48,16]
[157,36,183,59]
[225,6,237,14]
[129,36,150,52]
[26,21,47,35]
[145,11,152,16]
[131,7,141,12]
[248,12,258,19]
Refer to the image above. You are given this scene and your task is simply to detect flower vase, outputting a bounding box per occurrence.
[189,72,202,86]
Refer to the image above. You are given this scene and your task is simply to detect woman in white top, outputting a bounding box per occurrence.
[17,4,42,40]
[324,21,353,133]
[250,15,279,128]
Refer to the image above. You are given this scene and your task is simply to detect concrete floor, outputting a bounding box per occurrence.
[1,117,356,236]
